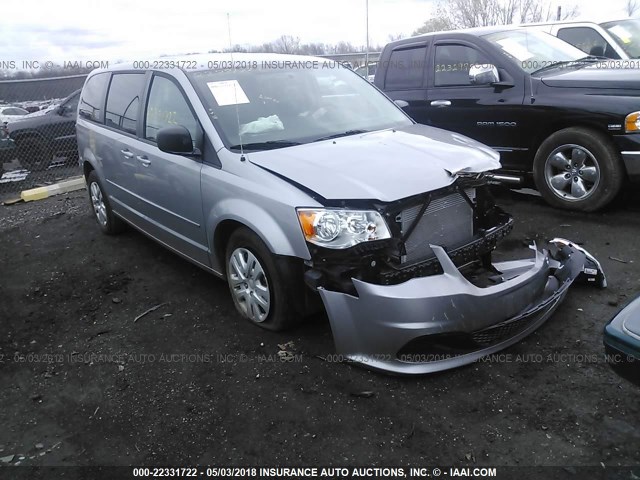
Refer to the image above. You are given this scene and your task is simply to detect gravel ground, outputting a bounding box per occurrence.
[0,187,639,471]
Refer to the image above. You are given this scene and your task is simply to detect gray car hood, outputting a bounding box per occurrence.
[247,124,500,201]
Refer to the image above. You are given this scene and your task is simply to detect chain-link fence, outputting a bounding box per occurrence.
[0,75,87,200]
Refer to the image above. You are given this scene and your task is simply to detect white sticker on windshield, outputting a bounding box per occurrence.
[207,80,250,106]
[496,38,534,61]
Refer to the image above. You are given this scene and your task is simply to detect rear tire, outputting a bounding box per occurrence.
[533,127,624,212]
[225,227,302,331]
[86,170,126,235]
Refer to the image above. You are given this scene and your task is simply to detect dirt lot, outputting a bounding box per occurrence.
[0,187,639,470]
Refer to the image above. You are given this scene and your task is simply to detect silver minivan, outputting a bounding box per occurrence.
[77,53,605,374]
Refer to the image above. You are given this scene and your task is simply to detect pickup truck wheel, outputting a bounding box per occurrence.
[533,128,624,211]
[17,137,50,171]
[86,171,126,235]
[226,227,299,331]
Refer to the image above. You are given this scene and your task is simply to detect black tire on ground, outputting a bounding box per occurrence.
[86,170,126,235]
[17,136,51,171]
[225,227,302,331]
[533,127,625,212]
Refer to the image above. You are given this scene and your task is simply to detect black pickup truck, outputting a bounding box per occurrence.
[7,89,80,171]
[375,27,640,211]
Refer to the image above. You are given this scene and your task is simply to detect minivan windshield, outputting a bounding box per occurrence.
[602,19,640,58]
[483,29,588,74]
[187,60,412,151]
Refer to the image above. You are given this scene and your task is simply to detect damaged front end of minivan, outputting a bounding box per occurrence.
[299,177,606,375]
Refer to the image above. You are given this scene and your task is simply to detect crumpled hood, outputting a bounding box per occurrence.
[540,65,640,90]
[247,124,500,201]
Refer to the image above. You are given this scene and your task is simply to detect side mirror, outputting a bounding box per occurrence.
[57,105,68,115]
[157,125,195,155]
[394,99,409,108]
[469,63,500,85]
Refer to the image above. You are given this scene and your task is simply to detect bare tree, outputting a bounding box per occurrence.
[627,0,640,16]
[273,35,301,54]
[451,0,500,28]
[548,4,581,21]
[300,43,328,55]
[331,41,357,54]
[495,0,519,24]
[415,0,579,31]
[388,33,407,42]
[412,4,457,34]
[413,16,455,35]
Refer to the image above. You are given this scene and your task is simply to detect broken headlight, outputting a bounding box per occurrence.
[297,208,391,249]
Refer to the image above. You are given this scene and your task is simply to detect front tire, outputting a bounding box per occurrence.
[86,170,126,235]
[225,227,301,331]
[533,127,624,211]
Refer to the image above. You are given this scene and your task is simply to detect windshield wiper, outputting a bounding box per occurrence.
[312,129,369,142]
[228,140,303,151]
[532,56,606,75]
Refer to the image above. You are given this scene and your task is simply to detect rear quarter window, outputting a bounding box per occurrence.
[79,72,110,123]
[105,73,146,135]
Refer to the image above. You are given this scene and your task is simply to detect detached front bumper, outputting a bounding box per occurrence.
[319,238,605,375]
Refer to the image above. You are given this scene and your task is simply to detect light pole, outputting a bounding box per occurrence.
[365,0,370,73]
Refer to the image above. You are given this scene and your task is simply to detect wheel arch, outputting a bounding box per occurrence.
[213,219,244,276]
[80,144,103,181]
[531,121,614,158]
[208,201,310,275]
[82,160,95,181]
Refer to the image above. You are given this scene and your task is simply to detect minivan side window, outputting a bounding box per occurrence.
[144,75,202,147]
[384,45,427,90]
[105,73,146,135]
[79,73,109,122]
[434,45,490,87]
[557,27,620,59]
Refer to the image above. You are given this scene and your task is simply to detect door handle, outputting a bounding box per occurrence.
[136,155,151,167]
[120,149,134,159]
[430,100,451,107]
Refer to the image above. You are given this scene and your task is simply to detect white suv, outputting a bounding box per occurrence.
[524,19,640,60]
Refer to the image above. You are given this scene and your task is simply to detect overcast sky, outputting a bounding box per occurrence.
[0,0,632,64]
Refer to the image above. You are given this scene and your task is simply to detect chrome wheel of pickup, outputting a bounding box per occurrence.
[90,181,108,227]
[228,247,271,323]
[544,144,600,202]
[534,127,624,212]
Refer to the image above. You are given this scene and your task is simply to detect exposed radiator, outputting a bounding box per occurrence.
[399,189,475,265]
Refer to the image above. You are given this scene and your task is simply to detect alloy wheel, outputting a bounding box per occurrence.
[228,247,271,322]
[90,182,108,227]
[544,144,600,201]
